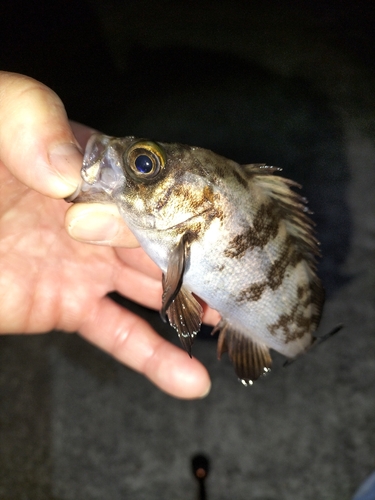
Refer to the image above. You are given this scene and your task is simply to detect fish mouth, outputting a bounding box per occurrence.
[65,182,84,203]
[65,133,125,204]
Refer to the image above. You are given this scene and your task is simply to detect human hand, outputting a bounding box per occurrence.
[0,72,217,398]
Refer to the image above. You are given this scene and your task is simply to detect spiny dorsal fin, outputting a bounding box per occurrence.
[244,165,321,265]
[242,163,282,176]
[214,320,272,384]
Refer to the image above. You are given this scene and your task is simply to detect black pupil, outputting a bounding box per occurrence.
[135,154,153,174]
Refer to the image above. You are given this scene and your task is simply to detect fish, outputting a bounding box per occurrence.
[68,133,325,385]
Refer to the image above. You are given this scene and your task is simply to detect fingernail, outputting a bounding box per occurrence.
[200,381,211,398]
[49,143,83,196]
[68,211,120,243]
[64,182,83,203]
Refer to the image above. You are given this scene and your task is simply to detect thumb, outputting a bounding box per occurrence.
[0,72,82,198]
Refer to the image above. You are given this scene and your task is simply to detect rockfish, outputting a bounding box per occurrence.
[69,134,325,384]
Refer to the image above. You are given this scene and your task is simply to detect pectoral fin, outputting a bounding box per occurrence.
[161,233,189,319]
[160,233,202,355]
[214,320,272,384]
[165,286,203,356]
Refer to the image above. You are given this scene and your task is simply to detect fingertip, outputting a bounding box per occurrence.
[144,341,212,399]
[170,361,212,399]
[0,72,83,198]
[47,142,83,197]
[65,202,140,247]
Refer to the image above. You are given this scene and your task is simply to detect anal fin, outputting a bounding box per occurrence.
[165,286,203,357]
[214,320,272,385]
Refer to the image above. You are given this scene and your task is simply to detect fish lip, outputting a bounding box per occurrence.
[82,159,102,184]
[64,179,102,203]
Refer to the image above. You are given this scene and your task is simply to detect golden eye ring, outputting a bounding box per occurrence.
[126,141,166,179]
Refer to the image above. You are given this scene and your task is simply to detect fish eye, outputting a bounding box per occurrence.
[134,154,153,174]
[126,141,166,179]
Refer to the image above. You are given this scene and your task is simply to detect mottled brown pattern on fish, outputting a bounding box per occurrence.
[197,150,234,179]
[268,302,311,343]
[298,280,325,311]
[297,285,305,300]
[213,164,226,179]
[297,284,316,308]
[236,237,304,304]
[224,203,280,259]
[267,278,323,343]
[232,169,248,188]
[167,201,222,244]
[202,185,217,205]
[173,185,206,211]
[155,182,223,227]
[267,236,303,291]
[155,184,175,211]
[237,282,267,303]
[202,187,225,222]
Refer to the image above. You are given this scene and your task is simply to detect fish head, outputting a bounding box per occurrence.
[69,133,219,235]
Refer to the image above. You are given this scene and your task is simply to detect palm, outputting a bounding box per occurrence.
[0,162,161,334]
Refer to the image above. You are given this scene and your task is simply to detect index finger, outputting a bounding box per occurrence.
[79,295,212,399]
[0,72,82,198]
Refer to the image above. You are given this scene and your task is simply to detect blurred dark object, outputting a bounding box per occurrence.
[192,453,210,500]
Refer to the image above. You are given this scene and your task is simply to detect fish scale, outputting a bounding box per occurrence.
[68,133,325,384]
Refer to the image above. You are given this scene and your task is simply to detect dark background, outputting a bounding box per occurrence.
[0,1,375,499]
